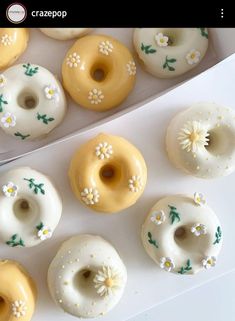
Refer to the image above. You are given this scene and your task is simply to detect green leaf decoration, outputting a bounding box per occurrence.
[36,222,44,231]
[23,63,39,76]
[19,239,24,246]
[147,232,158,249]
[12,234,17,241]
[23,178,45,195]
[213,226,222,244]
[198,28,208,39]
[0,94,8,112]
[14,132,30,140]
[37,113,55,125]
[6,234,25,247]
[141,43,157,54]
[168,205,180,224]
[163,56,177,71]
[167,58,177,63]
[178,259,192,274]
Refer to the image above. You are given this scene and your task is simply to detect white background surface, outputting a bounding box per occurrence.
[127,271,235,321]
[0,28,221,162]
[0,54,235,321]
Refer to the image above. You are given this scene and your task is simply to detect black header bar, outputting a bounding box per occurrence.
[0,1,232,27]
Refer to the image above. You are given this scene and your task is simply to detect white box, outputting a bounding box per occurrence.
[0,28,233,163]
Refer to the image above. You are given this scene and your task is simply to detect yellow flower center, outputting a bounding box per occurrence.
[133,180,140,188]
[17,306,24,312]
[87,193,94,200]
[48,89,54,95]
[196,197,201,203]
[207,259,212,265]
[160,38,164,43]
[196,226,201,231]
[190,53,196,59]
[165,261,171,268]
[105,278,114,288]
[6,117,12,123]
[93,94,98,100]
[0,78,3,83]
[190,132,199,142]
[156,215,161,221]
[100,147,107,154]
[43,229,49,235]
[7,187,14,193]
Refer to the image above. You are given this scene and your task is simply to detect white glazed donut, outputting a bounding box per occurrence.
[166,102,235,178]
[141,194,222,275]
[0,167,62,247]
[40,28,91,40]
[48,234,127,318]
[0,63,67,140]
[133,28,208,78]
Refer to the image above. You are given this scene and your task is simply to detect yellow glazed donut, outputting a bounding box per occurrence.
[62,35,136,111]
[0,259,37,321]
[68,133,147,213]
[0,29,29,70]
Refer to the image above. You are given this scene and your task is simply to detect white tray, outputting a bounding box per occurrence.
[0,28,231,163]
[0,54,235,321]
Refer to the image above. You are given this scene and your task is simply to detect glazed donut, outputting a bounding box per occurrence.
[0,167,62,247]
[166,102,235,178]
[48,234,127,318]
[62,35,136,111]
[0,63,67,140]
[133,28,208,78]
[40,28,91,40]
[141,194,222,274]
[68,133,147,213]
[0,259,36,321]
[0,28,29,70]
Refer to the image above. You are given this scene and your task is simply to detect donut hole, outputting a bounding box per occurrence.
[13,198,37,222]
[93,69,105,81]
[101,165,115,179]
[174,226,187,241]
[99,163,121,185]
[18,89,38,109]
[206,126,235,155]
[174,225,191,250]
[156,28,184,46]
[91,63,108,82]
[73,268,97,298]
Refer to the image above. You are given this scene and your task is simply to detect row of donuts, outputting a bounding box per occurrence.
[1,99,234,246]
[0,28,209,141]
[1,100,231,320]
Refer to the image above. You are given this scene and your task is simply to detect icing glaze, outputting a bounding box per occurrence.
[0,167,62,247]
[68,133,147,213]
[40,28,91,40]
[0,64,67,140]
[133,28,208,78]
[166,102,235,178]
[0,28,29,70]
[141,195,222,274]
[47,234,127,318]
[0,260,37,321]
[62,35,136,111]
